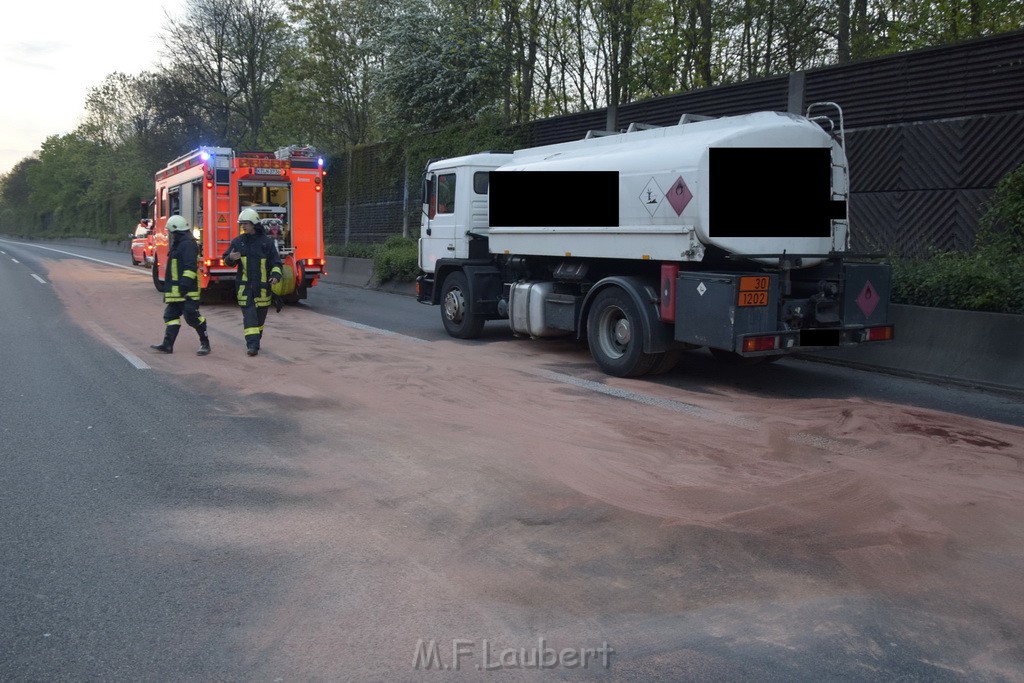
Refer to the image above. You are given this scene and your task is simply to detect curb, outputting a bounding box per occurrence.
[321,255,416,295]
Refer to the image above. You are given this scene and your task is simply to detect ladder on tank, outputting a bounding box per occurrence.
[807,102,850,251]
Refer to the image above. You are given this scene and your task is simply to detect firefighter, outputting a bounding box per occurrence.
[223,209,282,356]
[150,215,211,355]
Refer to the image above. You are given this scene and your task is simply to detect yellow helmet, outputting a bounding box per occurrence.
[238,208,261,224]
[166,215,190,232]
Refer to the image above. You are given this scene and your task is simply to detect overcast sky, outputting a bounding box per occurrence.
[1,1,185,177]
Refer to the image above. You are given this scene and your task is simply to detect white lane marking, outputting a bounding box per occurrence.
[86,322,151,370]
[2,241,141,273]
[11,258,19,263]
[31,274,47,284]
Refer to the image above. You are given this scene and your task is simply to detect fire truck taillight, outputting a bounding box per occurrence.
[304,258,325,270]
[314,177,322,192]
[204,258,228,267]
[205,170,214,188]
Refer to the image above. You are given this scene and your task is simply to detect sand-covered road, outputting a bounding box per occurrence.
[48,258,1024,680]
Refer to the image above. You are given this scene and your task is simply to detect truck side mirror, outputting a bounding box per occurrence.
[421,174,434,216]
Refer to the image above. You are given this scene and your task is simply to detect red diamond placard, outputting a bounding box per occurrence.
[667,177,693,216]
[856,280,880,318]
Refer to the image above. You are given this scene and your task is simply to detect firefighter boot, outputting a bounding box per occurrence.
[150,324,180,353]
[197,333,211,356]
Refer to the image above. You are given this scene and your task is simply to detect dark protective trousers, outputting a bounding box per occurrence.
[241,302,270,350]
[161,299,208,346]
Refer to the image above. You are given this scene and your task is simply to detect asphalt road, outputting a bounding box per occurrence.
[303,282,1024,429]
[0,242,300,679]
[2,239,1023,682]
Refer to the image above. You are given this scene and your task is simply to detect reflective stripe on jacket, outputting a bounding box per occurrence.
[222,231,282,307]
[163,233,200,303]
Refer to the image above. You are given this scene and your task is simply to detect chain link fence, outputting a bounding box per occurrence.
[323,142,420,247]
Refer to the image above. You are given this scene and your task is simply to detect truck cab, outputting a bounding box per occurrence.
[419,153,510,272]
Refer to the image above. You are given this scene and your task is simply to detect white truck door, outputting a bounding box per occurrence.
[419,170,459,272]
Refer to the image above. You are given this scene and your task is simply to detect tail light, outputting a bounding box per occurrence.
[742,335,779,353]
[864,325,894,342]
[304,258,325,270]
[204,258,229,267]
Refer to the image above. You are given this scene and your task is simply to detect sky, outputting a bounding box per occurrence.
[0,1,185,177]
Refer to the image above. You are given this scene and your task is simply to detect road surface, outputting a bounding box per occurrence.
[2,239,1023,682]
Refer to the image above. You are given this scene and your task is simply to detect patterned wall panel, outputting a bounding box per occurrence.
[961,113,1024,187]
[804,29,1024,127]
[849,193,899,253]
[846,128,902,192]
[900,120,963,191]
[897,190,961,254]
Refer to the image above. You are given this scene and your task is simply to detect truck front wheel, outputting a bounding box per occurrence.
[587,287,661,377]
[152,260,164,293]
[440,271,485,339]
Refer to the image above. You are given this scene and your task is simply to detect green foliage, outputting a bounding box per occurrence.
[891,251,1024,313]
[891,164,1024,314]
[371,235,419,282]
[326,242,378,259]
[403,116,526,201]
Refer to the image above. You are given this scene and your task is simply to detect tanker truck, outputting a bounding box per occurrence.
[415,103,893,377]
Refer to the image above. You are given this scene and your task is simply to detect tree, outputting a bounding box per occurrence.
[272,0,385,149]
[495,0,545,123]
[0,158,42,234]
[161,0,290,148]
[374,0,504,133]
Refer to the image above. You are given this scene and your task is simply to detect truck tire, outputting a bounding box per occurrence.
[587,287,662,377]
[152,260,164,293]
[650,350,682,375]
[441,270,485,339]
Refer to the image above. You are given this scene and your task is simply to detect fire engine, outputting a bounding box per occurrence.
[151,145,327,302]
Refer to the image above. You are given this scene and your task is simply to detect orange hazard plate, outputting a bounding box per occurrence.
[738,276,770,307]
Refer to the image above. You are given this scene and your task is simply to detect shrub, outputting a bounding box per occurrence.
[326,242,378,259]
[371,235,419,283]
[891,164,1024,314]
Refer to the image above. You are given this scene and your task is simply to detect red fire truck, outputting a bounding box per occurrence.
[151,145,327,302]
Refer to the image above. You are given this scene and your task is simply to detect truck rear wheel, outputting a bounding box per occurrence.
[587,287,661,377]
[441,271,485,339]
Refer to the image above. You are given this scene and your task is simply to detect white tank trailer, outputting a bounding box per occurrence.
[416,103,894,377]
